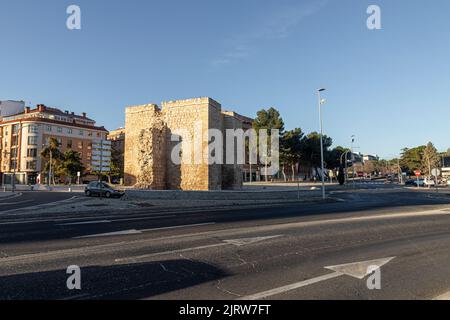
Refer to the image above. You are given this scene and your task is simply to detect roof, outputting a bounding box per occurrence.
[0,116,108,132]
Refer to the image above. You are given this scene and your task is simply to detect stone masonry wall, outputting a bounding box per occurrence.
[222,112,244,189]
[124,97,244,191]
[124,104,166,188]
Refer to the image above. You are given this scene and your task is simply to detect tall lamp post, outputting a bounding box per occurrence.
[317,88,327,200]
[351,135,356,188]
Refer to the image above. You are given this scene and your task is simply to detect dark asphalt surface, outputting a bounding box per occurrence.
[1,187,450,300]
[0,191,76,213]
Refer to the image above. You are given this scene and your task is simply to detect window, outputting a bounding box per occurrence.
[11,136,19,146]
[27,148,37,157]
[12,124,19,134]
[88,131,93,137]
[46,125,52,132]
[28,136,38,146]
[67,128,73,134]
[10,160,17,170]
[67,140,73,148]
[28,125,39,133]
[79,130,84,136]
[26,161,37,170]
[10,148,18,158]
[57,127,63,133]
[78,141,83,149]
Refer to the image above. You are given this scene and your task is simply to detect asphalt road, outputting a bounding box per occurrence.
[0,191,77,213]
[1,187,450,300]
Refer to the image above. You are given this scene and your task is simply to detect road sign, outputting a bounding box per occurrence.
[414,170,421,177]
[431,168,441,176]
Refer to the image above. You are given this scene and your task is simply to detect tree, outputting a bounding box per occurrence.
[300,132,333,178]
[422,142,440,176]
[280,128,304,181]
[40,137,63,185]
[326,146,348,170]
[252,107,285,181]
[400,146,425,174]
[108,145,123,183]
[60,150,85,184]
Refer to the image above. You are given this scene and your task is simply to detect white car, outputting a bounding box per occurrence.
[424,178,436,186]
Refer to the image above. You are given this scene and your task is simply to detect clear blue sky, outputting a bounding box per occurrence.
[1,0,449,158]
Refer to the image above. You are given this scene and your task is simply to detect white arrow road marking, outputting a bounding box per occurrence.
[115,235,283,263]
[324,257,396,279]
[239,257,396,300]
[75,229,142,238]
[434,291,450,300]
[223,235,282,246]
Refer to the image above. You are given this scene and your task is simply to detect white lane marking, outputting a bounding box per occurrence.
[140,222,216,232]
[0,214,178,226]
[75,229,142,238]
[0,193,23,201]
[111,215,177,223]
[0,200,32,206]
[239,257,396,300]
[0,196,79,215]
[116,235,283,263]
[58,220,111,226]
[62,293,92,300]
[434,291,450,300]
[72,223,215,239]
[115,243,228,262]
[239,272,342,300]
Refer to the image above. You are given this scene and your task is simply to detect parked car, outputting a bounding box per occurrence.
[405,179,425,186]
[85,182,124,198]
[424,178,436,187]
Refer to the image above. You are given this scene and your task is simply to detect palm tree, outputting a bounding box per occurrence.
[40,137,63,185]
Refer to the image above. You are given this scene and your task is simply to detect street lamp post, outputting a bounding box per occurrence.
[317,88,326,200]
[351,135,356,189]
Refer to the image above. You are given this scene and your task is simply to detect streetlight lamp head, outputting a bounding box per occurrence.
[318,88,326,92]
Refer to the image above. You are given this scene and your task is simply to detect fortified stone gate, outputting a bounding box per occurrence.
[124,97,250,191]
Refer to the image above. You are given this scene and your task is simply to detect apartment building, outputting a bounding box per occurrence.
[0,104,108,185]
[443,156,450,179]
[0,100,26,118]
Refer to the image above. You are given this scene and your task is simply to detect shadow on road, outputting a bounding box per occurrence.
[0,259,228,300]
